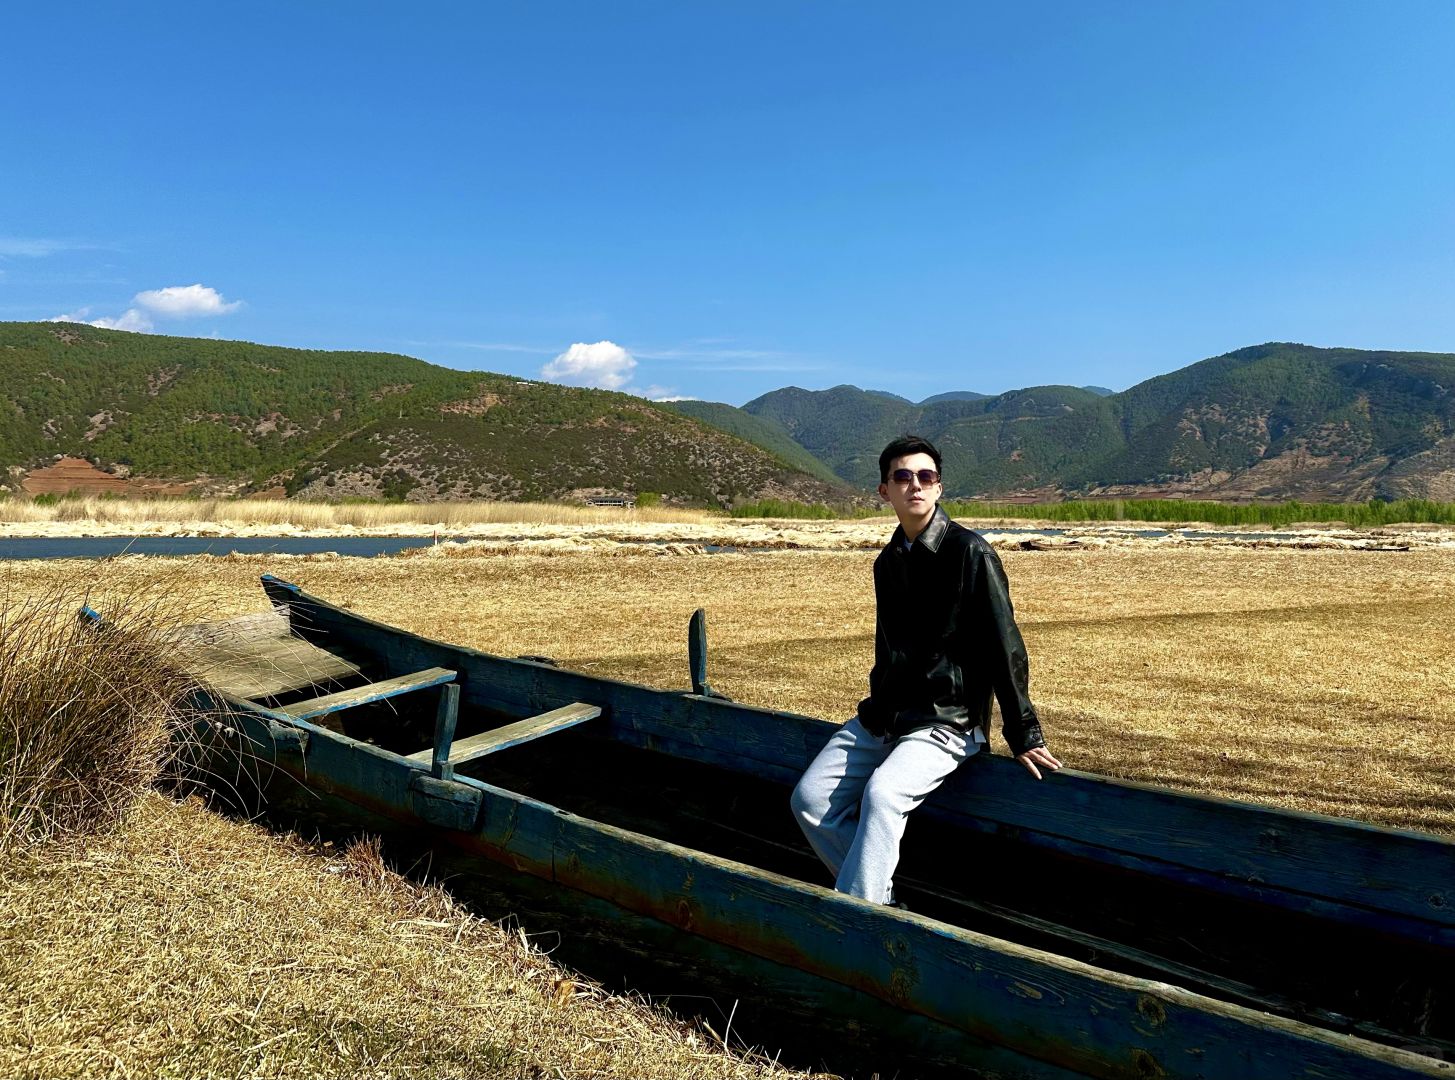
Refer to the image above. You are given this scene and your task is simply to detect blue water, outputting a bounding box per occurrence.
[0,527,1311,560]
[0,536,443,560]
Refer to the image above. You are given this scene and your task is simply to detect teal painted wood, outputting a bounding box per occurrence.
[543,810,1450,1080]
[186,695,1450,1079]
[257,574,1455,942]
[688,608,708,695]
[430,683,460,781]
[274,666,456,722]
[407,702,601,768]
[236,576,1455,1072]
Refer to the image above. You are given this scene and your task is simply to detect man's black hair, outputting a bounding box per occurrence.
[879,435,943,484]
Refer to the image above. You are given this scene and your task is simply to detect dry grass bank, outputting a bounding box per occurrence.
[0,496,715,530]
[0,795,820,1080]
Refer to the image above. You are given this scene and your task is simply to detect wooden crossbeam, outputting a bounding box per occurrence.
[276,667,457,722]
[407,702,601,768]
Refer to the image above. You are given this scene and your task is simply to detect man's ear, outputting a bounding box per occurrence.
[877,483,890,502]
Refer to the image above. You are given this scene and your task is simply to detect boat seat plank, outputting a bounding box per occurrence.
[277,667,457,722]
[407,703,601,767]
[186,635,365,700]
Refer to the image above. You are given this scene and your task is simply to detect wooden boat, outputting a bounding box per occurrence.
[177,574,1454,1079]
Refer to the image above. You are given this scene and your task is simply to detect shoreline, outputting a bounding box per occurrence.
[2,517,1453,553]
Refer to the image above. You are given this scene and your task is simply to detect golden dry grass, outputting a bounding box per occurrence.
[0,496,716,529]
[0,585,204,852]
[3,541,1452,1079]
[0,795,822,1080]
[6,543,1452,833]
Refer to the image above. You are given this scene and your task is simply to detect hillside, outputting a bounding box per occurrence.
[742,382,1119,493]
[0,323,846,506]
[660,400,843,485]
[737,346,1455,500]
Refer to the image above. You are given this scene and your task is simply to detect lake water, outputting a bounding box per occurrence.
[0,527,1309,560]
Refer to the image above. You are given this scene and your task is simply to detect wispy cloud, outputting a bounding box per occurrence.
[0,237,96,258]
[48,282,243,334]
[630,340,825,373]
[403,339,559,355]
[50,307,154,333]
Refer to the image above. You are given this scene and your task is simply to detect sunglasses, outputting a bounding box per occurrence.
[890,468,940,485]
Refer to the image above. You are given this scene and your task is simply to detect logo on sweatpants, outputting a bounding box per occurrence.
[930,728,952,746]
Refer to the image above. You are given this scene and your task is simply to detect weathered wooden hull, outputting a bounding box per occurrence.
[180,575,1453,1079]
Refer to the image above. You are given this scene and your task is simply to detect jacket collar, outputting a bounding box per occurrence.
[893,505,949,554]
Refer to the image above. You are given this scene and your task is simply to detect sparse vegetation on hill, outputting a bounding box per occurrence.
[663,400,843,485]
[0,322,847,507]
[733,345,1455,500]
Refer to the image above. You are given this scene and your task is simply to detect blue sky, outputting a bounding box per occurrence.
[4,2,1454,405]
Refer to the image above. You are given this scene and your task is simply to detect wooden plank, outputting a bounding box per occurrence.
[186,635,364,699]
[406,702,601,767]
[430,683,461,781]
[174,609,291,648]
[275,666,456,722]
[688,608,708,695]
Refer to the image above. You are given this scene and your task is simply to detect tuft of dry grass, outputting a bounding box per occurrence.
[0,496,717,529]
[0,584,202,852]
[0,793,823,1080]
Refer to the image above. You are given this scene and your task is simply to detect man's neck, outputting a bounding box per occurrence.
[898,505,937,545]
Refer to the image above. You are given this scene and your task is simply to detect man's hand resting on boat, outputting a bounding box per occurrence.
[1016,746,1063,780]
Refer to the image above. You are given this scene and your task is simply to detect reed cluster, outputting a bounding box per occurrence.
[729,499,839,520]
[0,586,199,851]
[0,495,716,529]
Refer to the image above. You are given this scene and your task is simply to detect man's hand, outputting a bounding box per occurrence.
[1015,745,1062,780]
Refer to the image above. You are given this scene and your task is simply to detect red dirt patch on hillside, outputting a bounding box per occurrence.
[21,457,131,495]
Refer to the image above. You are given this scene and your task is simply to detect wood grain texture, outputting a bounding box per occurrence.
[274,666,456,721]
[185,634,364,699]
[406,702,601,767]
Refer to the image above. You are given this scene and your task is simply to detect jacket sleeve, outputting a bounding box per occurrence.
[968,543,1046,756]
[856,558,892,735]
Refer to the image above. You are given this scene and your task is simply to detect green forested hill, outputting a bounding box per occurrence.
[9,326,1451,502]
[659,400,843,485]
[0,322,848,505]
[733,345,1455,499]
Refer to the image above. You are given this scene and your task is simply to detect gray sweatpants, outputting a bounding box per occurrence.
[790,716,983,904]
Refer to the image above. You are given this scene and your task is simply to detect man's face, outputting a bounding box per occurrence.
[878,451,942,526]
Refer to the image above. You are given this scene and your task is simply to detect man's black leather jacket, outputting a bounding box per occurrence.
[856,507,1046,756]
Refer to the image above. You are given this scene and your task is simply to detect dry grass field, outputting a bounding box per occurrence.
[3,540,1453,1079]
[8,541,1447,831]
[0,496,717,530]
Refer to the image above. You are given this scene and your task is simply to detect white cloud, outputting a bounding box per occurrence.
[134,283,242,318]
[46,282,241,334]
[541,340,637,390]
[49,307,154,333]
[640,386,690,401]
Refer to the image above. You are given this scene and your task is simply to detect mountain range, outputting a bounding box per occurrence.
[681,344,1455,501]
[3,322,1452,503]
[0,322,847,505]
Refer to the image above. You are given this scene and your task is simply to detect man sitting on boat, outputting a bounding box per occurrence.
[791,435,1062,904]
